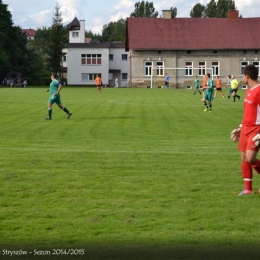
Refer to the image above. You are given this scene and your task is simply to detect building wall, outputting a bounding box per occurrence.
[109,48,130,87]
[67,48,109,85]
[129,49,260,88]
[69,20,85,43]
[66,18,130,86]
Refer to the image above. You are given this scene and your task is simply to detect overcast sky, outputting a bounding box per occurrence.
[4,0,260,34]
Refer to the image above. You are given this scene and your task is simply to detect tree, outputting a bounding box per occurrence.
[197,0,236,18]
[170,7,177,18]
[0,0,41,82]
[47,3,68,77]
[130,1,159,18]
[85,29,102,42]
[204,0,217,18]
[0,0,14,79]
[216,0,236,18]
[190,3,205,17]
[31,27,52,69]
[102,19,126,43]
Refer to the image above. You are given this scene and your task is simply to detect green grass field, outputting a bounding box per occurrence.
[1,86,260,260]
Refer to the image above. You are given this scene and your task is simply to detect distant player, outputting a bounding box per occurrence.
[95,74,102,93]
[231,75,240,102]
[45,73,72,120]
[227,75,232,101]
[201,74,207,100]
[193,76,201,95]
[214,76,225,98]
[165,73,170,89]
[203,73,214,112]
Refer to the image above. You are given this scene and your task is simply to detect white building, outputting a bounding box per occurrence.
[21,28,36,40]
[65,17,129,87]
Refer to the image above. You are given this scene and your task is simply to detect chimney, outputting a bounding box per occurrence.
[228,10,239,20]
[162,10,171,19]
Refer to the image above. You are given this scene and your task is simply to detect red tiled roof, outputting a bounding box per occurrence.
[22,29,36,37]
[126,17,260,51]
[85,38,92,43]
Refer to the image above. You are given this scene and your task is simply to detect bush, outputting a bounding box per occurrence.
[30,70,51,86]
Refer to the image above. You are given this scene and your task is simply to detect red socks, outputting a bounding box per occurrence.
[241,162,253,190]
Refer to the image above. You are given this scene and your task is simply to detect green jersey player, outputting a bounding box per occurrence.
[203,73,214,112]
[193,76,201,95]
[45,73,72,120]
[227,75,232,101]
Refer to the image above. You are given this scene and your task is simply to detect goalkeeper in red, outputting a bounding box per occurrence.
[45,73,72,120]
[231,64,260,195]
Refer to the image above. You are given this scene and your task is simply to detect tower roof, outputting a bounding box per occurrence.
[67,17,80,31]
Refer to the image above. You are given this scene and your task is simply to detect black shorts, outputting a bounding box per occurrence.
[216,88,222,91]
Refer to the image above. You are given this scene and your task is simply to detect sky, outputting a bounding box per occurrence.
[4,0,260,34]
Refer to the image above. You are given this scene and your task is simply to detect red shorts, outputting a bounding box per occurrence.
[238,125,260,152]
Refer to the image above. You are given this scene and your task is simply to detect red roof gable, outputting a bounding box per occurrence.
[126,17,260,51]
[22,29,36,37]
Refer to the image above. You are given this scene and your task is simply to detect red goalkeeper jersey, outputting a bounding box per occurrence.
[243,84,260,126]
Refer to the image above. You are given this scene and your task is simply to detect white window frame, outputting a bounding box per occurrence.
[122,73,128,80]
[252,61,260,76]
[145,61,153,76]
[240,61,249,76]
[63,54,67,62]
[81,54,102,65]
[122,54,128,60]
[72,32,79,38]
[185,61,193,76]
[81,73,102,81]
[198,61,206,76]
[156,61,164,76]
[211,61,219,76]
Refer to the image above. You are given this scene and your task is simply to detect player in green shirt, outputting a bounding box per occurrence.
[203,73,214,112]
[193,76,201,95]
[227,75,232,101]
[45,73,72,120]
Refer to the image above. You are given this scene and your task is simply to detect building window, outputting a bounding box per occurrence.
[109,54,113,60]
[198,61,206,76]
[72,32,79,37]
[156,61,164,76]
[81,73,102,81]
[185,61,193,76]
[63,54,67,62]
[252,61,259,75]
[122,54,128,60]
[122,73,128,80]
[211,61,219,76]
[241,61,249,75]
[145,61,152,76]
[81,54,102,65]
